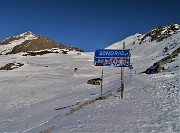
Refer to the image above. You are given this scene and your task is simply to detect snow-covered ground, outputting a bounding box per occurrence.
[0,29,179,133]
[0,50,179,133]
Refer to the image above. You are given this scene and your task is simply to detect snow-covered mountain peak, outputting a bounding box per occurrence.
[16,31,37,38]
[0,31,38,54]
[0,31,84,55]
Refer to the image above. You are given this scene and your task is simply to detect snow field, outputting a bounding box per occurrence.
[0,30,179,132]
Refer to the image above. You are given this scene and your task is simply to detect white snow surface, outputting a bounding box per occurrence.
[106,33,142,50]
[0,32,179,133]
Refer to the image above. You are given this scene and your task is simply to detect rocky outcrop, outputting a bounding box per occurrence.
[140,24,180,44]
[0,63,24,70]
[144,47,180,74]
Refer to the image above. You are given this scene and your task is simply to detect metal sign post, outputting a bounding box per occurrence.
[100,67,103,99]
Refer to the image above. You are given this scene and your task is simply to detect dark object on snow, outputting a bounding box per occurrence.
[0,63,24,70]
[62,51,68,54]
[74,68,78,71]
[87,78,102,85]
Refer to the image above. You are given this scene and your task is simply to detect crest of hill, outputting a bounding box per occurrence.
[0,31,84,55]
[0,31,37,45]
[107,24,180,50]
[140,24,180,44]
[106,24,180,55]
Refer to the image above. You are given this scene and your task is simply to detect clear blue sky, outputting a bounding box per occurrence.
[0,0,179,51]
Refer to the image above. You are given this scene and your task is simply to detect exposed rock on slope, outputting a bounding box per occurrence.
[22,50,59,56]
[0,63,24,70]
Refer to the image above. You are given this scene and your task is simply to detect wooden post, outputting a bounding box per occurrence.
[121,42,125,99]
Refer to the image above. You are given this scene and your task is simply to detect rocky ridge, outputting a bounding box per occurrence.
[139,24,180,44]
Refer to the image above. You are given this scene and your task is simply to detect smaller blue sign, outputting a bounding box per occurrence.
[129,65,133,69]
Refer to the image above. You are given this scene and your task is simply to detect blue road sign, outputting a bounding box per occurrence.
[94,49,130,67]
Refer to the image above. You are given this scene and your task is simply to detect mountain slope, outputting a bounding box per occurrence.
[107,24,180,73]
[6,35,65,54]
[0,31,83,55]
